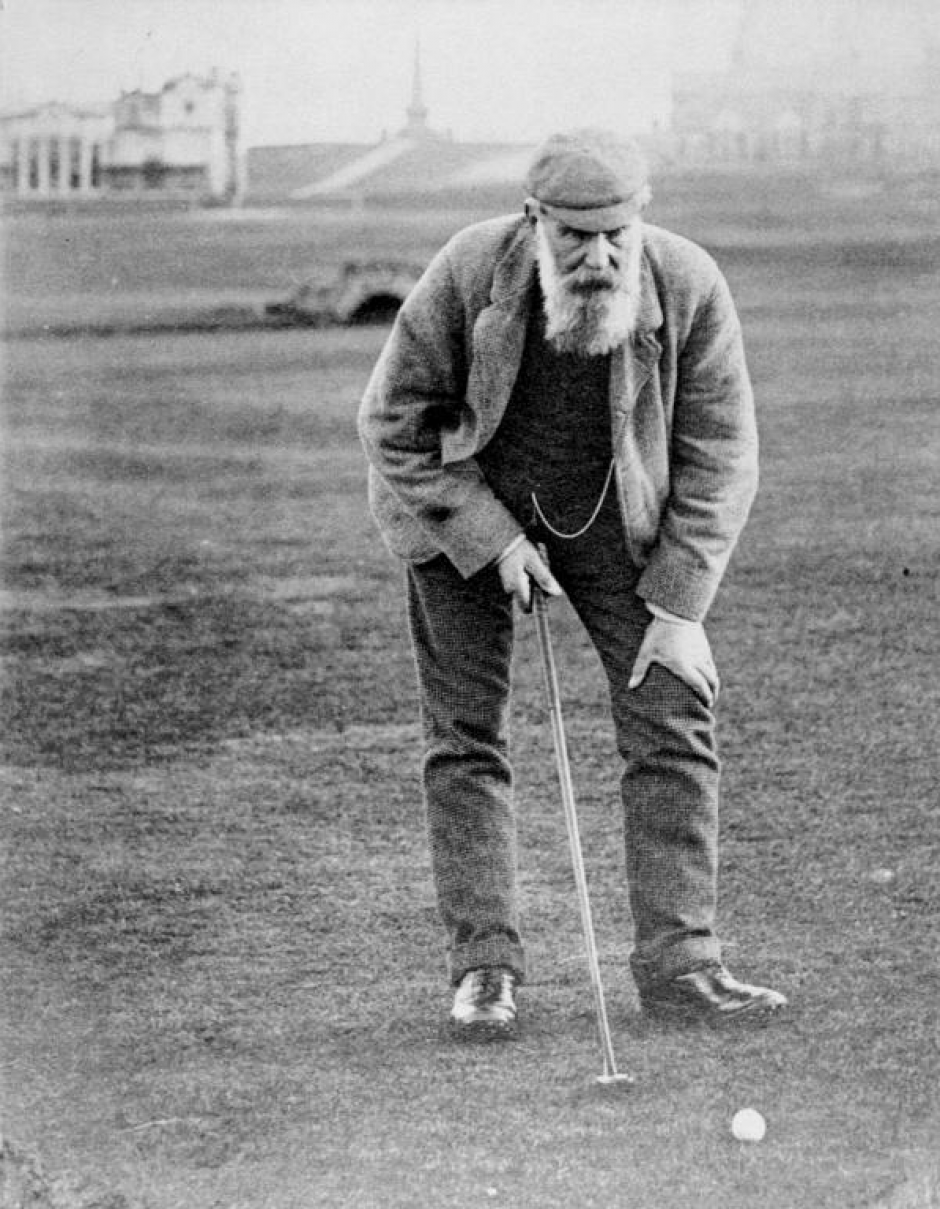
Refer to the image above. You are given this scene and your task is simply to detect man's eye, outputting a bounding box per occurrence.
[605,228,628,243]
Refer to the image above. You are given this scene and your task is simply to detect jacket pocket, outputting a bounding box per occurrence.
[367,470,440,563]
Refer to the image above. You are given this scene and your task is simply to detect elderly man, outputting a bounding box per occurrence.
[358,128,787,1037]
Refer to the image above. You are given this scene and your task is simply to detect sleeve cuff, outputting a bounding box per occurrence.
[495,534,527,565]
[647,602,699,627]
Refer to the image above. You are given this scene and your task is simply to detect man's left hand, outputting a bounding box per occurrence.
[628,615,719,708]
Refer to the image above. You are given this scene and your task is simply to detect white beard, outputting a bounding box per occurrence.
[536,218,643,357]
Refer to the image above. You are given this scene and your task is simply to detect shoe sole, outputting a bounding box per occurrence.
[448,1018,519,1042]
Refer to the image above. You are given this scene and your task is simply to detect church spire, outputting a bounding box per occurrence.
[405,39,429,136]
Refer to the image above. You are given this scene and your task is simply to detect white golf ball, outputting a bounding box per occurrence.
[731,1108,766,1142]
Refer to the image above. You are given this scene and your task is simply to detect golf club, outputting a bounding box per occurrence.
[532,581,633,1089]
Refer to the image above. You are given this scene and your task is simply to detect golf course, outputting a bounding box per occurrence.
[1,175,939,1207]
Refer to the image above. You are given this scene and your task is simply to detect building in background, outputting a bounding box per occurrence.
[5,3,940,211]
[0,103,111,199]
[669,0,940,170]
[247,45,539,209]
[0,71,242,204]
[249,10,940,210]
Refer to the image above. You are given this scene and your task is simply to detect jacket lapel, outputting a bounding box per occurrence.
[462,224,536,454]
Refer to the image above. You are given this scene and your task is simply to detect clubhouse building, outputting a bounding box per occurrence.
[0,70,243,204]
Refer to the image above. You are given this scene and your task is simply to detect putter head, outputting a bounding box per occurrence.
[596,1072,634,1089]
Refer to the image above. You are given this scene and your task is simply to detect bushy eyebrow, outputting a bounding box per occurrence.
[558,224,628,241]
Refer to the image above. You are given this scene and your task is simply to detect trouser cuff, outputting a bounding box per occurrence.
[629,935,721,991]
[449,937,527,987]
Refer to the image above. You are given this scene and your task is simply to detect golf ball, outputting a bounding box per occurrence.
[731,1108,766,1142]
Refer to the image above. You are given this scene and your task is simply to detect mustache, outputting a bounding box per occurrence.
[565,268,621,294]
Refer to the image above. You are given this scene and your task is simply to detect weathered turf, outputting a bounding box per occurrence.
[1,201,939,1207]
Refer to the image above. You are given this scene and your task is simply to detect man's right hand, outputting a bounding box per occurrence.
[497,538,563,612]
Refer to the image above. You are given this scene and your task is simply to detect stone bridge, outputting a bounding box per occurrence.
[266,259,424,327]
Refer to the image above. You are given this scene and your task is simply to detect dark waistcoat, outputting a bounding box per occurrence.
[477,293,613,537]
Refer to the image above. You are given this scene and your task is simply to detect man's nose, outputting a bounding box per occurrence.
[583,234,612,270]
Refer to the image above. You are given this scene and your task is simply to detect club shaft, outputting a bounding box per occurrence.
[533,589,622,1080]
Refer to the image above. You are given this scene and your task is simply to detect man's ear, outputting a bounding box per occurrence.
[523,198,540,226]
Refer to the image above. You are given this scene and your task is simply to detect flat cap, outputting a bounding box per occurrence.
[525,127,650,231]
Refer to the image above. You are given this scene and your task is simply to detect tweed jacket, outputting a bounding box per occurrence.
[358,214,757,621]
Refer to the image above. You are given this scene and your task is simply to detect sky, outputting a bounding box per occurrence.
[2,1,935,147]
[0,0,744,146]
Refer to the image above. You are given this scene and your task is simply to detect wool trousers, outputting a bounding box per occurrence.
[405,501,723,991]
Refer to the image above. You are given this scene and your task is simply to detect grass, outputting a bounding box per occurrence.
[1,203,940,1207]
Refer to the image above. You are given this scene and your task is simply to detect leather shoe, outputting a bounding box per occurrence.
[450,967,519,1040]
[639,963,788,1024]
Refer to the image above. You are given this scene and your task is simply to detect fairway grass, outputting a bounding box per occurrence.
[2,214,940,1207]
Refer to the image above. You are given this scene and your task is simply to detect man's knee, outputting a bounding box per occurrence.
[424,710,511,757]
[614,662,717,756]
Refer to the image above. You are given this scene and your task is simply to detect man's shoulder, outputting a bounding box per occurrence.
[430,213,530,308]
[641,223,723,292]
[444,213,527,261]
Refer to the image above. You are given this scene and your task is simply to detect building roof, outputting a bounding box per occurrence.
[246,142,380,202]
[245,134,534,204]
[245,41,536,205]
[0,101,111,123]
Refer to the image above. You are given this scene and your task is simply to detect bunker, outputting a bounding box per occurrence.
[266,259,423,327]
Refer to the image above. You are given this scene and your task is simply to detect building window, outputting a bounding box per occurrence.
[28,138,40,189]
[11,139,20,189]
[69,137,81,188]
[90,143,101,188]
[49,137,60,188]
